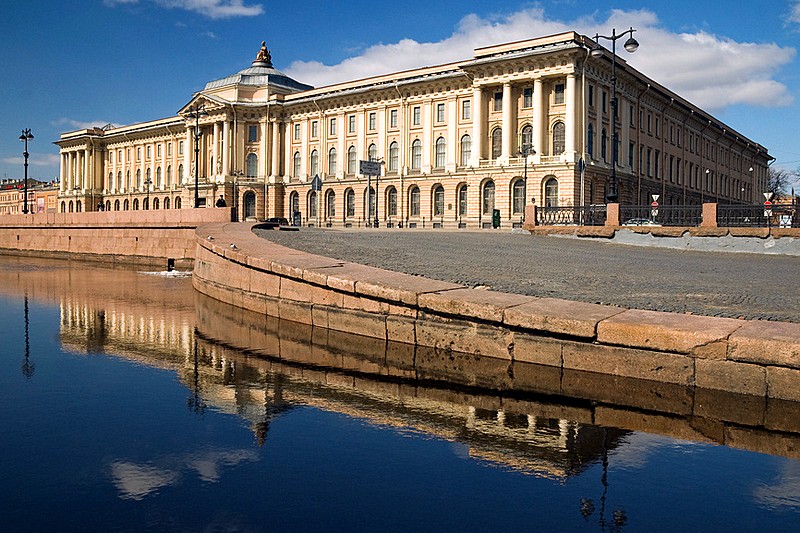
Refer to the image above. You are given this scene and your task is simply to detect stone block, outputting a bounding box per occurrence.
[509,361,563,396]
[386,315,416,345]
[728,227,770,238]
[504,298,622,339]
[767,366,800,402]
[415,312,513,360]
[325,307,387,341]
[415,345,513,390]
[562,341,694,385]
[728,321,800,370]
[724,426,800,459]
[278,299,313,325]
[693,388,766,428]
[695,359,766,396]
[418,288,533,323]
[594,406,719,444]
[765,398,800,434]
[575,226,616,238]
[511,333,563,367]
[597,309,742,356]
[249,270,281,298]
[384,341,416,378]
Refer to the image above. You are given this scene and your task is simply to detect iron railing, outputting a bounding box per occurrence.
[536,205,606,226]
[717,204,799,228]
[619,205,703,227]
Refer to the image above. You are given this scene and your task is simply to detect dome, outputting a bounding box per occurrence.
[203,42,313,93]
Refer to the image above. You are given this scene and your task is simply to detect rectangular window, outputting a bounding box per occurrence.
[157,144,162,158]
[523,87,533,108]
[588,85,594,107]
[435,103,445,123]
[167,142,172,157]
[178,141,183,155]
[311,121,319,138]
[137,147,141,162]
[390,110,398,128]
[248,125,258,142]
[655,118,660,137]
[348,115,356,133]
[368,112,376,131]
[412,106,421,126]
[554,83,565,105]
[294,123,301,140]
[602,91,608,114]
[146,145,152,159]
[461,100,471,120]
[630,105,635,126]
[628,142,635,169]
[647,114,652,133]
[329,118,337,135]
[493,91,502,112]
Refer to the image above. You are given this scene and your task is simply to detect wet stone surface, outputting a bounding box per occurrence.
[254,228,800,323]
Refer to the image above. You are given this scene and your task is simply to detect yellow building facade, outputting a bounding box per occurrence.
[55,32,771,227]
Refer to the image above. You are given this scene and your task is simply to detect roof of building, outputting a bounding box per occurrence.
[203,42,312,93]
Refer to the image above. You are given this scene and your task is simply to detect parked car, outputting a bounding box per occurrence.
[622,218,660,226]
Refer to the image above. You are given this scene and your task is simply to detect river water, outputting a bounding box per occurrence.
[1,255,798,532]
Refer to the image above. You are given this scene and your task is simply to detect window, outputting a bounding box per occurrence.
[348,115,356,133]
[137,147,141,162]
[157,144,162,158]
[368,143,378,162]
[390,110,398,128]
[554,83,565,105]
[136,169,141,188]
[545,178,559,207]
[309,191,317,218]
[435,137,446,168]
[462,100,471,120]
[493,91,502,112]
[602,91,608,114]
[179,141,184,155]
[482,181,495,215]
[311,121,319,138]
[412,106,421,126]
[588,85,594,107]
[388,142,399,171]
[146,145,152,159]
[293,151,301,176]
[310,149,319,175]
[460,134,471,166]
[246,153,258,178]
[167,143,172,157]
[521,125,533,154]
[329,118,337,136]
[117,171,122,191]
[628,141,635,169]
[512,180,525,214]
[491,128,502,159]
[166,165,172,187]
[458,185,467,216]
[366,186,375,219]
[347,146,357,173]
[294,123,301,140]
[433,185,445,216]
[523,87,533,108]
[368,112,376,131]
[601,129,608,162]
[388,187,397,216]
[346,189,355,217]
[326,190,335,218]
[410,186,420,216]
[587,124,594,158]
[290,192,300,217]
[156,167,162,188]
[436,103,445,123]
[411,139,422,170]
[177,165,183,184]
[248,125,258,142]
[552,121,565,155]
[646,148,652,177]
[328,148,337,176]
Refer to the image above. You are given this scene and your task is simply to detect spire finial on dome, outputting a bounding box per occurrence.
[253,41,272,67]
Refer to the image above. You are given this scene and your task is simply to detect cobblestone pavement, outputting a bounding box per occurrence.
[254,228,800,323]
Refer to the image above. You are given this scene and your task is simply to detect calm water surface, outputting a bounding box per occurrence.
[1,255,798,532]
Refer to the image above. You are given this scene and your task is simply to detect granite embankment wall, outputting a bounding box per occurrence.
[0,210,231,267]
[193,222,800,402]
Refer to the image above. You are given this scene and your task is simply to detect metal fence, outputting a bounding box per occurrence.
[619,205,703,227]
[536,205,606,226]
[717,204,799,228]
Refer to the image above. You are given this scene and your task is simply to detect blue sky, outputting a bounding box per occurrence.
[2,0,799,187]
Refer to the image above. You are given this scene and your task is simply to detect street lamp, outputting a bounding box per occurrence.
[187,104,208,208]
[591,27,639,204]
[19,129,34,214]
[517,144,536,222]
[144,176,152,209]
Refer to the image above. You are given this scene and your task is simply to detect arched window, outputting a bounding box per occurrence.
[460,134,471,166]
[587,123,594,158]
[175,197,181,209]
[512,179,525,214]
[143,198,149,211]
[545,177,559,207]
[133,198,139,211]
[136,169,141,189]
[388,142,399,171]
[156,167,162,188]
[368,143,377,162]
[290,192,300,219]
[411,139,422,170]
[166,165,172,188]
[433,185,445,216]
[409,186,420,216]
[365,186,375,219]
[328,147,337,176]
[68,201,74,213]
[601,129,608,162]
[117,171,122,191]
[246,153,258,178]
[244,191,256,219]
[164,197,170,210]
[552,121,565,155]
[326,190,336,218]
[293,151,301,177]
[105,200,111,211]
[146,168,152,189]
[309,191,317,218]
[114,200,120,211]
[76,201,81,213]
[108,172,113,191]
[387,186,397,217]
[177,164,184,184]
[434,137,446,168]
[60,201,66,213]
[482,180,495,215]
[347,146,357,173]
[491,128,502,159]
[458,184,468,216]
[310,149,319,176]
[345,188,355,217]
[153,198,160,210]
[124,199,129,211]
[521,125,533,153]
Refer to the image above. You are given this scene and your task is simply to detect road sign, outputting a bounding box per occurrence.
[651,194,660,202]
[764,200,773,208]
[311,174,322,191]
[359,160,381,176]
[763,192,773,201]
[651,201,659,208]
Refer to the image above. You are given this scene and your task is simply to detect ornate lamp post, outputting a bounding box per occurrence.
[591,28,639,204]
[517,144,536,222]
[187,104,208,208]
[19,129,34,214]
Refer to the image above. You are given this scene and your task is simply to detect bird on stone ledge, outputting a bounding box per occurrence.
[230,243,237,249]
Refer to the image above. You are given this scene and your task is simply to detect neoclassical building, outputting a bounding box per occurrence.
[55,32,771,227]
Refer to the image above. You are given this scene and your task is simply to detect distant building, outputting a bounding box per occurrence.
[55,32,771,227]
[0,179,57,215]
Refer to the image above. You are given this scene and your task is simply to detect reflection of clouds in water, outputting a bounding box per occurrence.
[607,432,689,469]
[110,461,180,501]
[754,461,800,510]
[110,449,260,499]
[186,449,259,483]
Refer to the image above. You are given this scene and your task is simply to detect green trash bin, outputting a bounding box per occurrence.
[492,209,501,229]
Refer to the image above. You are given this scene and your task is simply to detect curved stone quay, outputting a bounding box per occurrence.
[193,223,800,403]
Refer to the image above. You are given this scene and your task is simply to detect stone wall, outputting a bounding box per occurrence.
[193,222,800,402]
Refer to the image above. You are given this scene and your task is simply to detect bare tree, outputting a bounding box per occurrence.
[767,167,798,198]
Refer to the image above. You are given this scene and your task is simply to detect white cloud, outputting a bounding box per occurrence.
[2,153,61,168]
[110,461,180,500]
[284,8,795,112]
[790,2,800,25]
[51,118,120,130]
[105,0,264,19]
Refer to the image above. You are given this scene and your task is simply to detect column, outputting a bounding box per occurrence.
[446,97,457,172]
[83,149,90,191]
[212,122,220,180]
[422,101,432,172]
[259,117,268,178]
[222,120,231,178]
[533,78,544,159]
[184,127,192,184]
[471,86,484,166]
[300,119,309,178]
[356,113,365,177]
[565,73,576,160]
[271,121,281,177]
[336,112,345,178]
[501,82,513,163]
[60,154,66,193]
